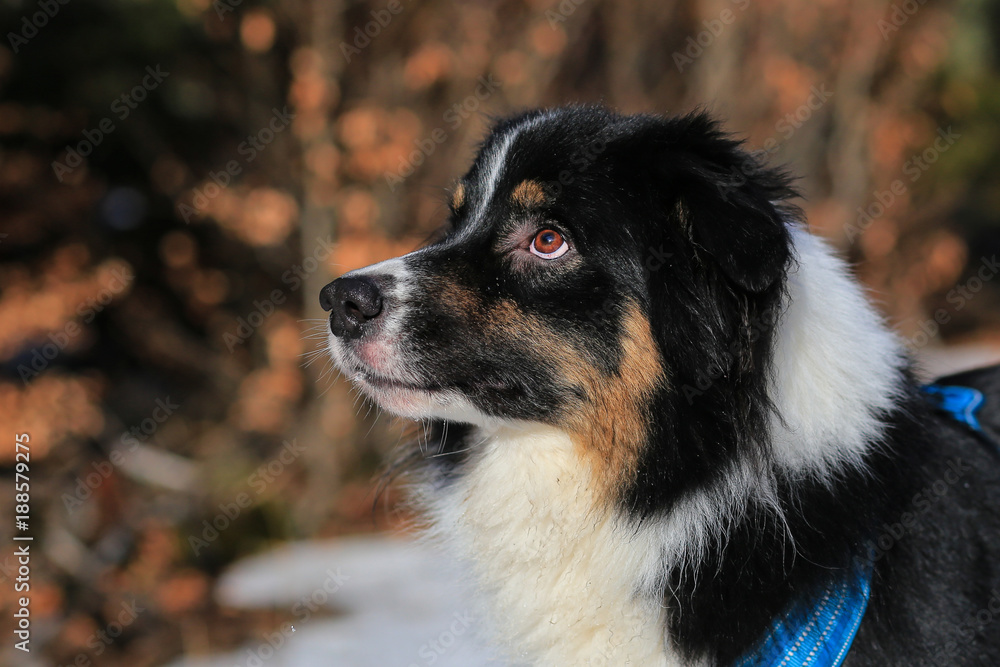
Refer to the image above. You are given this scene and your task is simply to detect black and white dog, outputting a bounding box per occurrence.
[320,106,1000,666]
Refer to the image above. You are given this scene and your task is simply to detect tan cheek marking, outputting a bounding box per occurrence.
[426,277,481,318]
[485,300,545,350]
[563,305,664,504]
[486,300,664,505]
[483,303,586,392]
[511,179,548,209]
[451,183,465,211]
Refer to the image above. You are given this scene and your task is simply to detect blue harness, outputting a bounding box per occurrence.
[733,383,986,666]
[921,383,985,432]
[731,567,872,667]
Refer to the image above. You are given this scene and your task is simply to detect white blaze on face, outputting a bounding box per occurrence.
[455,111,556,241]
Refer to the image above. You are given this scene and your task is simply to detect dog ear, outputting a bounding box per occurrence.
[680,180,792,293]
[622,112,794,292]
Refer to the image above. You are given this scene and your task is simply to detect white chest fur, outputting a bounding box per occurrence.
[422,425,682,667]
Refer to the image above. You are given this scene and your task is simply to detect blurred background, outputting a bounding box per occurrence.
[0,0,999,665]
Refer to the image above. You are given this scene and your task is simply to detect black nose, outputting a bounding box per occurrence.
[320,276,384,339]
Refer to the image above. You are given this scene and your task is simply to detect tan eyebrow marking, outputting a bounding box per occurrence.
[511,179,548,209]
[451,183,466,210]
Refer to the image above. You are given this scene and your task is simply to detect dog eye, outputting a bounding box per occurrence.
[529,229,569,259]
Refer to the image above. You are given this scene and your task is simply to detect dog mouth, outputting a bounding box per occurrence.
[345,359,493,422]
[351,359,520,416]
[329,335,440,396]
[356,368,443,394]
[331,336,523,423]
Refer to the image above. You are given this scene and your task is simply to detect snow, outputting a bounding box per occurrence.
[166,534,500,667]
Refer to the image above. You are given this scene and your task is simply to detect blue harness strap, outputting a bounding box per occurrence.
[921,383,985,432]
[735,383,988,666]
[732,566,872,667]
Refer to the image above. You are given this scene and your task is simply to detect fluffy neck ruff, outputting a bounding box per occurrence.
[768,226,907,475]
[416,227,908,666]
[422,424,678,666]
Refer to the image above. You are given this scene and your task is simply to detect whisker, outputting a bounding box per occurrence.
[428,445,473,459]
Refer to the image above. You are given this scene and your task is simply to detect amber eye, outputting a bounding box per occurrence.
[529,229,569,259]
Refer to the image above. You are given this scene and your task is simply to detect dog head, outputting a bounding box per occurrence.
[321,106,797,508]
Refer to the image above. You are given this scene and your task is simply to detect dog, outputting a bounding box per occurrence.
[320,106,1000,666]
